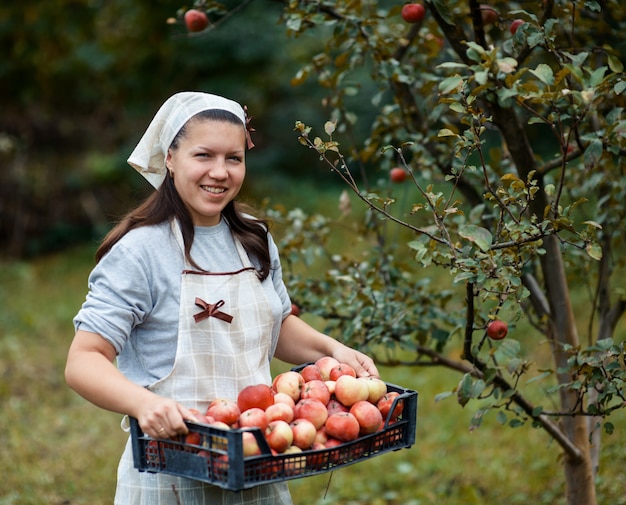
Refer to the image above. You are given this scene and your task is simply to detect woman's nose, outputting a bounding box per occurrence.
[208,159,228,178]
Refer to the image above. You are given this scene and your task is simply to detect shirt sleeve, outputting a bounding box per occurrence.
[268,232,293,320]
[73,241,154,355]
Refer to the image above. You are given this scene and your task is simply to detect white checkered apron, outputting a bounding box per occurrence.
[115,223,293,504]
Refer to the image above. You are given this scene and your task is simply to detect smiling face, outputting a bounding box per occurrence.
[166,117,246,227]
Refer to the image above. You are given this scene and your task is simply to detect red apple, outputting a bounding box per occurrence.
[324,412,360,442]
[377,392,404,421]
[300,379,331,406]
[184,9,209,32]
[290,418,317,450]
[300,364,323,382]
[293,398,328,430]
[238,407,268,431]
[272,371,305,402]
[390,167,408,183]
[314,427,328,446]
[265,401,295,424]
[237,383,274,412]
[401,3,426,23]
[479,4,498,25]
[315,356,341,380]
[362,376,388,404]
[206,398,241,426]
[185,431,201,446]
[307,442,327,467]
[324,437,343,464]
[510,18,524,35]
[334,375,370,407]
[350,400,384,435]
[329,363,357,381]
[242,430,262,457]
[290,303,301,316]
[487,320,508,340]
[326,398,349,416]
[273,392,296,409]
[264,420,293,453]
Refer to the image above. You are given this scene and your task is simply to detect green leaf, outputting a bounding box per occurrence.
[430,0,455,25]
[434,391,453,403]
[584,138,603,170]
[439,76,464,94]
[586,242,603,261]
[529,63,554,86]
[458,224,493,252]
[438,128,458,138]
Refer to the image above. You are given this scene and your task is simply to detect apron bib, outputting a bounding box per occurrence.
[115,220,292,505]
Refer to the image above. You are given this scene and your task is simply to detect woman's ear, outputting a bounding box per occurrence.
[165,151,174,177]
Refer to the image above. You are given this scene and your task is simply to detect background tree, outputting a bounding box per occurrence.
[0,0,325,257]
[256,1,624,504]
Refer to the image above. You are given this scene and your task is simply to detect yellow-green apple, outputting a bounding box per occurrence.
[324,412,360,442]
[334,375,370,407]
[272,371,305,402]
[324,380,336,395]
[362,376,388,404]
[290,418,317,450]
[264,420,293,453]
[293,398,328,430]
[283,445,306,475]
[315,356,341,380]
[350,400,384,435]
[300,379,331,405]
[242,430,262,457]
[265,401,294,424]
[238,407,268,431]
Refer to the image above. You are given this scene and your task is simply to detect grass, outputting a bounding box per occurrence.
[1,242,625,505]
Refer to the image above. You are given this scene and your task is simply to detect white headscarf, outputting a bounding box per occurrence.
[127,92,249,188]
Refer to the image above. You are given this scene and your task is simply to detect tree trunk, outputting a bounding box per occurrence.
[490,103,597,505]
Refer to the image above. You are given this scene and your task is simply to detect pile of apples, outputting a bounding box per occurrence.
[186,356,404,460]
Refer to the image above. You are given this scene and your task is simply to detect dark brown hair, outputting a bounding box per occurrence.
[95,109,271,280]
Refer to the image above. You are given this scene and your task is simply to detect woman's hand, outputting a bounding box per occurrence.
[330,345,379,378]
[135,396,200,439]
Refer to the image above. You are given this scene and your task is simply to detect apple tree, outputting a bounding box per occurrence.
[173,1,624,503]
[273,1,625,505]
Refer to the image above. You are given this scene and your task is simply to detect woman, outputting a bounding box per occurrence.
[65,91,378,504]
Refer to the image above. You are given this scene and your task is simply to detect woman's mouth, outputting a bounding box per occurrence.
[201,186,226,194]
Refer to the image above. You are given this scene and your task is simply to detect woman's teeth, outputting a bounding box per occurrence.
[201,186,226,194]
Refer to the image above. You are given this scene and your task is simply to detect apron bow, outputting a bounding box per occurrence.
[193,298,233,324]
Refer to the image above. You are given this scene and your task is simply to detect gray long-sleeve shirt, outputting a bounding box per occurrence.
[73,218,291,387]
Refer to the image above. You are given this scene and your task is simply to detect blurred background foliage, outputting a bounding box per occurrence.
[0,0,341,257]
